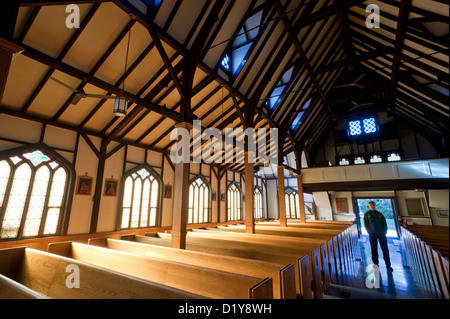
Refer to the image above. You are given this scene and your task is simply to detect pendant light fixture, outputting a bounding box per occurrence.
[114,14,135,117]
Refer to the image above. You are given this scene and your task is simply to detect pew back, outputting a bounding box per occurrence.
[0,247,201,299]
[89,237,295,299]
[48,242,272,299]
[132,234,313,299]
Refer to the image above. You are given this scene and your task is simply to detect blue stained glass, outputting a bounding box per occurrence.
[23,151,50,167]
[291,112,305,131]
[339,158,350,166]
[349,121,362,136]
[221,55,231,71]
[363,118,377,134]
[137,169,150,179]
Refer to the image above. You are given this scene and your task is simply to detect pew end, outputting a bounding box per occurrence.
[298,255,312,299]
[88,237,108,248]
[120,234,137,241]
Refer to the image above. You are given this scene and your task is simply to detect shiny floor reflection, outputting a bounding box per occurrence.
[328,235,443,299]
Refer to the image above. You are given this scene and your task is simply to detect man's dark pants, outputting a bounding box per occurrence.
[369,233,391,267]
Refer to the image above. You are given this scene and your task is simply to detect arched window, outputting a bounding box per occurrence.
[120,165,161,230]
[285,187,300,219]
[227,183,242,221]
[0,144,73,240]
[188,176,211,224]
[254,186,264,219]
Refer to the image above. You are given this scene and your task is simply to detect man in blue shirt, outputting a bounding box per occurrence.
[364,201,393,272]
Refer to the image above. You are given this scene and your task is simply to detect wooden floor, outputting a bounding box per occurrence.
[327,235,443,299]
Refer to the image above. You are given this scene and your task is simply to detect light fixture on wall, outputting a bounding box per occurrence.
[114,14,135,117]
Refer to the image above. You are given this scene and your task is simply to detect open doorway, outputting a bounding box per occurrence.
[355,198,399,238]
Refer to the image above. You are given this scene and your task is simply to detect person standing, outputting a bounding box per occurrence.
[364,201,393,272]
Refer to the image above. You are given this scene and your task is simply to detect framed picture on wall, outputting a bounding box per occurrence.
[164,184,172,199]
[104,179,118,197]
[438,210,449,218]
[76,176,93,196]
[212,191,217,201]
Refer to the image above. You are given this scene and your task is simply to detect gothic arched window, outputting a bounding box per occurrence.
[227,183,242,221]
[120,165,162,230]
[254,186,264,219]
[188,176,211,224]
[285,187,300,219]
[0,144,74,240]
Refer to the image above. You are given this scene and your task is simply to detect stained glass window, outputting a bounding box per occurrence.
[188,177,211,224]
[370,155,383,163]
[285,188,300,219]
[0,146,71,240]
[266,66,295,111]
[227,183,242,221]
[349,117,378,136]
[120,166,160,230]
[219,9,264,77]
[363,118,377,134]
[354,157,366,165]
[254,187,264,219]
[349,121,362,136]
[388,153,401,162]
[339,158,350,166]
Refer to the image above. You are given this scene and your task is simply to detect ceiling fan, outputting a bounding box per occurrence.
[334,73,366,90]
[49,77,117,105]
[348,100,374,112]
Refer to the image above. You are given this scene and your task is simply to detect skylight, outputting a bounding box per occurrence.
[219,10,264,77]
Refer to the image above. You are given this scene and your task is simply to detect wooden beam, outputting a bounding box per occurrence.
[389,0,412,108]
[17,42,182,122]
[273,0,334,119]
[294,0,365,31]
[147,27,184,99]
[19,0,110,6]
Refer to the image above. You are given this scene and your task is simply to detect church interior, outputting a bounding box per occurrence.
[0,0,448,303]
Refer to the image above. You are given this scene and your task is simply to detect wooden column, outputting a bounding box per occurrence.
[171,122,192,249]
[0,38,23,104]
[244,151,255,234]
[297,174,307,223]
[277,165,287,227]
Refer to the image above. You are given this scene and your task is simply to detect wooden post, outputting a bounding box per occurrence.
[297,174,307,223]
[171,122,192,249]
[0,38,23,104]
[244,151,255,234]
[277,165,287,227]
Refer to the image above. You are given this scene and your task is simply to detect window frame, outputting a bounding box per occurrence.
[226,182,243,222]
[254,186,264,219]
[0,143,75,241]
[117,164,163,231]
[285,187,300,219]
[218,6,269,78]
[188,175,212,225]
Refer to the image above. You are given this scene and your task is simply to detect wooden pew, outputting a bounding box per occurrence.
[87,237,295,299]
[257,220,352,230]
[125,234,313,299]
[0,247,202,299]
[217,224,342,239]
[431,250,449,299]
[0,274,49,299]
[401,227,449,299]
[158,231,326,299]
[47,241,272,299]
[188,228,337,296]
[406,225,449,258]
[196,226,348,282]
